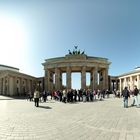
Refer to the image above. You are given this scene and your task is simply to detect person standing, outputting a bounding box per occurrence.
[121,87,130,108]
[62,89,67,103]
[42,90,47,102]
[131,85,139,107]
[34,88,40,107]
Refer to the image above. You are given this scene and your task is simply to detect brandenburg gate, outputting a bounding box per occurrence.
[42,47,110,91]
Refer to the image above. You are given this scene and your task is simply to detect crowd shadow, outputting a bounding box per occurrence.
[0,98,15,100]
[38,105,52,109]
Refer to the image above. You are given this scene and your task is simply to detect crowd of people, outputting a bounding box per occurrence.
[50,89,111,103]
[26,85,140,108]
[27,88,112,107]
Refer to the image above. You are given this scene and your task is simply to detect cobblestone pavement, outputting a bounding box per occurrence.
[0,95,140,140]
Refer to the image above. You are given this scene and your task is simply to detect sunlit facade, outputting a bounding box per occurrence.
[0,60,140,96]
[0,65,41,96]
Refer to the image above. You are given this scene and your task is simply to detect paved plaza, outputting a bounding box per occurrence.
[0,95,140,140]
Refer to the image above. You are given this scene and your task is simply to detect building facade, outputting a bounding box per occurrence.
[0,65,41,96]
[42,53,110,91]
[118,67,140,92]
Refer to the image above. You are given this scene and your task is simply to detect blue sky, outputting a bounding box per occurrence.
[0,0,140,88]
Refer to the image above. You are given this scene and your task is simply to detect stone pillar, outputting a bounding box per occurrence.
[60,72,62,89]
[112,80,115,91]
[130,76,133,91]
[99,70,103,90]
[94,67,98,90]
[55,68,61,90]
[91,67,98,90]
[90,69,94,90]
[102,68,108,90]
[3,78,5,95]
[19,78,22,96]
[105,68,108,90]
[116,80,118,90]
[9,76,14,96]
[14,77,17,96]
[137,75,140,89]
[102,69,105,90]
[50,71,54,91]
[45,69,51,91]
[124,78,127,88]
[55,68,58,90]
[6,76,10,96]
[66,67,71,90]
[81,66,86,89]
[1,78,3,95]
[119,78,122,92]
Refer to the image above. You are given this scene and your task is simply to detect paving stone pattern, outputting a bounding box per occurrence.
[0,95,140,140]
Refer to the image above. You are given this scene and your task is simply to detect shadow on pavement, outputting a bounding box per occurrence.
[0,95,27,100]
[38,105,52,109]
[0,98,15,100]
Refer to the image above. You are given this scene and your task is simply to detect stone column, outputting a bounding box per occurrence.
[60,72,62,90]
[90,69,94,90]
[119,78,122,92]
[81,66,86,89]
[9,76,13,96]
[55,68,61,90]
[50,71,54,91]
[102,69,105,90]
[99,70,103,90]
[94,67,98,90]
[130,76,133,91]
[55,68,58,90]
[112,80,115,91]
[116,80,118,90]
[5,76,9,96]
[102,68,108,90]
[124,78,126,88]
[0,78,3,95]
[66,67,71,90]
[3,78,5,95]
[137,75,140,89]
[45,69,51,91]
[91,67,98,90]
[105,68,108,89]
[19,78,23,96]
[12,76,16,96]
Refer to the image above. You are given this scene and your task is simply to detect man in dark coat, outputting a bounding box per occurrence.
[121,87,130,108]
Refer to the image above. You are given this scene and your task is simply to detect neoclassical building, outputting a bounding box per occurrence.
[118,67,140,92]
[0,65,38,96]
[42,51,111,91]
[109,67,140,92]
